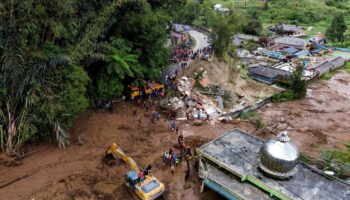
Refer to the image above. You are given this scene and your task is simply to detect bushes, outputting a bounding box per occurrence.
[271,90,295,103]
[344,62,350,73]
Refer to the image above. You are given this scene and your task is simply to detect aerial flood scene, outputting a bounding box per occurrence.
[0,0,350,200]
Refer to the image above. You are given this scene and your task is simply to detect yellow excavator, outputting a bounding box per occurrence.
[105,143,165,200]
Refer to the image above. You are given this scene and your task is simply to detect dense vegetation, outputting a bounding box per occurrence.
[0,0,179,152]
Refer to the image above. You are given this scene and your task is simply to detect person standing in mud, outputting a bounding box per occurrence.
[193,153,200,175]
[185,165,191,181]
[178,132,184,146]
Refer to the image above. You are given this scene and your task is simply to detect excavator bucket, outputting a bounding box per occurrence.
[103,151,116,166]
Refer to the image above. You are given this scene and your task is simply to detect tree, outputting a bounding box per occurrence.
[262,0,269,10]
[290,65,307,99]
[273,23,285,35]
[208,12,237,59]
[0,0,173,152]
[106,47,140,79]
[243,12,263,36]
[326,14,347,43]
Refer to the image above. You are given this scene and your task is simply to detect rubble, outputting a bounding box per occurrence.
[177,76,195,96]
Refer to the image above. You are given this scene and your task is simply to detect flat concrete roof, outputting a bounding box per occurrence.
[198,129,350,200]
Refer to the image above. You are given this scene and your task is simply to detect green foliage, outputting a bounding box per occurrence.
[272,65,307,103]
[242,12,262,36]
[344,62,350,73]
[239,110,257,119]
[271,90,295,103]
[321,72,334,80]
[97,73,124,102]
[326,14,348,43]
[290,65,307,99]
[320,142,350,178]
[208,11,237,59]
[0,0,173,151]
[106,47,140,79]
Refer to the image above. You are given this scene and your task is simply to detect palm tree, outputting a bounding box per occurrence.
[106,47,140,79]
[0,55,72,152]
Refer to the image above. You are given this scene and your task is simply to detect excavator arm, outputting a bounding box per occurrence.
[106,143,140,173]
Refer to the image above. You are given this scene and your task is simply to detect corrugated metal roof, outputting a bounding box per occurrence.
[274,37,307,48]
[249,66,292,79]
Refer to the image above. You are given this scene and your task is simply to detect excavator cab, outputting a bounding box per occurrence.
[125,170,140,188]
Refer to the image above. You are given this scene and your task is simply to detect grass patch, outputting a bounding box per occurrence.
[320,143,350,179]
[239,110,256,119]
[320,72,334,80]
[271,90,294,103]
[344,62,350,73]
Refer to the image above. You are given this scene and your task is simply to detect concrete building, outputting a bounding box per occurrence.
[197,129,350,200]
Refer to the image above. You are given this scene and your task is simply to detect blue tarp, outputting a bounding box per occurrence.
[294,51,308,57]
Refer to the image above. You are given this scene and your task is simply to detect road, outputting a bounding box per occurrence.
[189,29,209,51]
[159,29,209,83]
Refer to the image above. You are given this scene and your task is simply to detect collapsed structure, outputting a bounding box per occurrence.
[197,129,350,200]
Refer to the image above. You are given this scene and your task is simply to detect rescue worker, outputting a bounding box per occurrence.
[138,170,145,181]
[178,132,184,146]
[185,165,190,181]
[157,112,161,120]
[193,155,200,174]
[144,165,152,176]
[152,110,157,121]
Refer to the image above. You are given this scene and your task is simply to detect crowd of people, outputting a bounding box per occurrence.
[162,123,200,181]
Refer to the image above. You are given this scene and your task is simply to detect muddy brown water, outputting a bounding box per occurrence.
[0,104,233,200]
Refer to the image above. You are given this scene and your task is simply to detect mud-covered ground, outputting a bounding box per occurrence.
[250,70,350,156]
[0,103,235,200]
[0,71,349,200]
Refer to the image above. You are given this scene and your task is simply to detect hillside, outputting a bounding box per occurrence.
[211,0,350,40]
